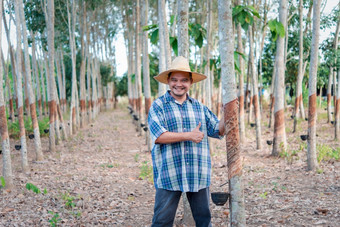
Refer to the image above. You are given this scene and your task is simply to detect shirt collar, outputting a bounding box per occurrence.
[164,90,195,104]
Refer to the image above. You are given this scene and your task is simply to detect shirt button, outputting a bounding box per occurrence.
[186,162,189,165]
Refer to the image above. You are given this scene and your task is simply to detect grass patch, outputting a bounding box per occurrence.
[7,116,50,139]
[317,144,340,163]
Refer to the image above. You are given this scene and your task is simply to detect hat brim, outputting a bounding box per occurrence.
[154,69,207,84]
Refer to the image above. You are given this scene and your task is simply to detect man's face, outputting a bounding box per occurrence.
[168,71,193,99]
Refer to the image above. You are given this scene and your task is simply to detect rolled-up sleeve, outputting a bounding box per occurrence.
[148,104,168,143]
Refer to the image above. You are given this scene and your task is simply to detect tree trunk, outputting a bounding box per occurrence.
[46,0,56,152]
[14,0,28,172]
[218,0,246,225]
[272,0,287,156]
[237,19,245,143]
[135,0,143,135]
[177,0,189,58]
[307,0,321,171]
[293,0,304,132]
[67,0,77,135]
[249,25,262,150]
[18,0,43,161]
[142,0,152,151]
[333,9,340,139]
[79,1,87,128]
[0,0,13,189]
[31,32,43,119]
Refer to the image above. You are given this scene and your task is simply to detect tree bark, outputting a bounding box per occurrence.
[18,0,43,161]
[272,0,288,156]
[14,0,28,172]
[218,0,246,225]
[249,25,262,150]
[0,0,13,189]
[307,0,322,171]
[46,0,57,152]
[293,0,304,132]
[237,19,245,143]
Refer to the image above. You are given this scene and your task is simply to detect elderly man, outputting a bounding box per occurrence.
[148,56,225,227]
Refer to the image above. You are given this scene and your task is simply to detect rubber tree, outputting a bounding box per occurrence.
[307,0,322,171]
[0,0,13,189]
[18,0,44,161]
[45,0,57,152]
[249,24,262,150]
[14,0,29,172]
[272,0,287,156]
[236,1,245,143]
[142,0,152,151]
[334,6,340,140]
[293,0,305,132]
[157,0,169,96]
[218,0,246,225]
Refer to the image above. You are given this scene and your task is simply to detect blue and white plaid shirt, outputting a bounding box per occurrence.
[148,91,222,192]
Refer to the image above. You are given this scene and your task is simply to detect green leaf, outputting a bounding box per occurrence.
[195,34,203,48]
[43,188,48,195]
[170,37,178,56]
[150,29,159,45]
[0,176,5,188]
[26,183,32,190]
[142,24,157,31]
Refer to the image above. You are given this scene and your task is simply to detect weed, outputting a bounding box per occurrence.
[317,144,340,163]
[317,168,324,174]
[97,144,103,152]
[139,161,153,182]
[26,183,46,194]
[279,144,304,165]
[48,211,61,227]
[0,176,5,188]
[134,154,140,162]
[61,192,76,209]
[259,191,268,199]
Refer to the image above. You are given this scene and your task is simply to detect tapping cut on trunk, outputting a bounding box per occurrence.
[224,99,242,180]
[308,94,317,127]
[0,106,9,140]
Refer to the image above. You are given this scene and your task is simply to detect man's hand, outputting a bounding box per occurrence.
[190,122,204,143]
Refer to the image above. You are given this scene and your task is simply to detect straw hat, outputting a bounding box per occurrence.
[154,56,207,84]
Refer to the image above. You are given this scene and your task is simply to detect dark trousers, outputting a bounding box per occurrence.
[151,187,211,227]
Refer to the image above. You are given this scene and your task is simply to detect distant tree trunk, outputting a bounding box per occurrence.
[249,25,262,150]
[67,0,77,135]
[177,0,189,58]
[2,6,17,119]
[205,0,212,109]
[293,0,304,132]
[46,0,56,152]
[333,11,340,139]
[268,64,276,128]
[19,0,43,161]
[272,0,287,156]
[31,32,43,118]
[14,0,28,172]
[307,0,321,171]
[158,0,169,96]
[237,17,245,143]
[60,51,67,112]
[218,0,246,225]
[40,54,47,116]
[0,0,13,189]
[135,0,143,135]
[327,68,333,123]
[142,0,152,151]
[79,1,87,128]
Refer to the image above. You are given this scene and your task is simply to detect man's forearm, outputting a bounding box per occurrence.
[155,131,191,144]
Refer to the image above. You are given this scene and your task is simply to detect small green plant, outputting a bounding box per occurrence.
[26,183,46,194]
[134,154,140,162]
[61,192,76,209]
[317,168,324,174]
[139,161,153,182]
[259,191,268,199]
[317,144,340,163]
[48,211,61,227]
[279,144,303,165]
[0,176,5,188]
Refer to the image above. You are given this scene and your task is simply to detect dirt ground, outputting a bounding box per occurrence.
[0,103,339,226]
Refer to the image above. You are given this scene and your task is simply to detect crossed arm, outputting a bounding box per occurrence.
[155,115,225,144]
